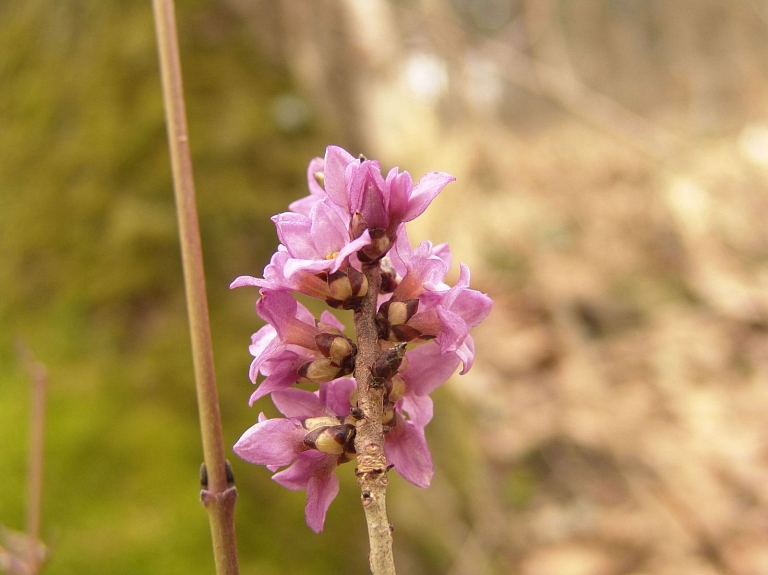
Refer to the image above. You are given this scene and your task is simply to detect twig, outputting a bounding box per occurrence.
[17,343,47,575]
[353,264,397,575]
[151,2,239,573]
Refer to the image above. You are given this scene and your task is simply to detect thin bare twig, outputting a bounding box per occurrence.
[151,2,239,573]
[16,342,47,575]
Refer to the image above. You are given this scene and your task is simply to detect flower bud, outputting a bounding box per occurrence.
[303,423,356,455]
[325,267,369,310]
[370,343,407,386]
[298,357,343,383]
[357,228,392,263]
[350,211,368,240]
[326,270,353,302]
[379,257,398,294]
[315,333,356,367]
[381,299,418,326]
[303,416,343,431]
[377,299,421,341]
[384,374,406,405]
[381,404,395,425]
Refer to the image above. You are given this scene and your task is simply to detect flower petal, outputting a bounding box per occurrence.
[319,378,356,417]
[402,171,455,222]
[271,387,326,418]
[402,343,460,396]
[234,418,306,467]
[306,464,340,533]
[273,212,319,260]
[400,393,433,429]
[323,146,355,210]
[385,416,433,488]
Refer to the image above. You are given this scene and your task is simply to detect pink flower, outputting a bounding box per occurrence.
[377,232,492,373]
[274,197,372,278]
[239,291,355,404]
[290,146,455,258]
[233,379,357,532]
[405,264,492,373]
[384,343,460,487]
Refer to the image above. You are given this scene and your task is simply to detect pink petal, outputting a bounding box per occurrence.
[248,358,303,406]
[271,387,326,418]
[386,169,413,223]
[402,171,455,222]
[318,310,346,332]
[402,343,460,396]
[400,394,433,429]
[456,336,475,375]
[319,378,356,417]
[230,275,261,289]
[272,451,340,532]
[323,146,355,210]
[306,465,340,533]
[234,418,306,466]
[309,199,351,259]
[273,212,320,260]
[349,162,388,229]
[247,325,280,380]
[450,287,493,329]
[330,229,372,273]
[435,306,469,354]
[384,416,433,488]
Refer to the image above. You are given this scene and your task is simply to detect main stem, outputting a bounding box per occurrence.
[152,2,239,574]
[353,264,397,575]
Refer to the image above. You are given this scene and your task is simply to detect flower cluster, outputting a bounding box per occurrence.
[232,146,492,531]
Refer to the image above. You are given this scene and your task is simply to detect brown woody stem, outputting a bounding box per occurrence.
[353,264,397,575]
[152,1,239,573]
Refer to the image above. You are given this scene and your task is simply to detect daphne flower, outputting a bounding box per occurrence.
[274,197,371,278]
[240,291,356,404]
[233,379,357,532]
[289,145,455,261]
[383,343,460,487]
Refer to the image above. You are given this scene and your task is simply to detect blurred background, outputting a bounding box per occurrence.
[3,0,768,574]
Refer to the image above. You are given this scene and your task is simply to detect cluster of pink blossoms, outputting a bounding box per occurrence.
[231,146,492,532]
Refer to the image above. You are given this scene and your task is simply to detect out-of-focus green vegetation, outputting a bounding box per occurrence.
[0,1,371,573]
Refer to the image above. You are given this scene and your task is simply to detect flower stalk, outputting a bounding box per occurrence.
[353,264,396,575]
[151,1,239,573]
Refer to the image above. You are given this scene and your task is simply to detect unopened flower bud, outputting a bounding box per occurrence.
[370,343,407,386]
[303,416,343,431]
[327,270,353,301]
[382,299,419,326]
[350,211,368,240]
[379,257,398,294]
[325,267,369,310]
[357,228,392,263]
[303,424,356,455]
[382,404,395,425]
[377,299,421,341]
[315,333,356,367]
[298,357,342,383]
[384,374,406,405]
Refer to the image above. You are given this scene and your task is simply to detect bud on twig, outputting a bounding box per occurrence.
[370,343,407,387]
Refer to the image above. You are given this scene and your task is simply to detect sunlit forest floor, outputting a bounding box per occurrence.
[3,1,768,574]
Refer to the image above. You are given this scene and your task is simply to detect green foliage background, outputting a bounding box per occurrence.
[0,1,374,572]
